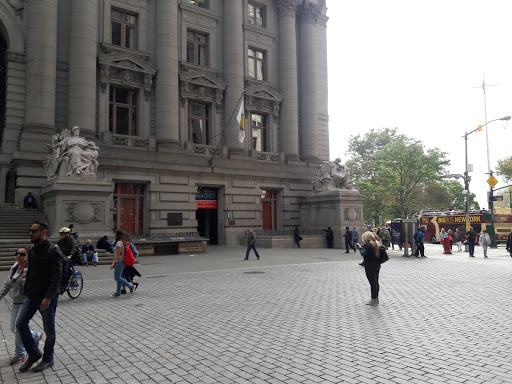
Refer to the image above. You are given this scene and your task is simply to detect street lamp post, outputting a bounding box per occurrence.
[462,115,511,246]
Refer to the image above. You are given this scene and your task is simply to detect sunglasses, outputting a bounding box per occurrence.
[29,229,41,234]
[15,252,27,256]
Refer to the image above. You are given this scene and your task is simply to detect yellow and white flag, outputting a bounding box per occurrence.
[237,99,245,143]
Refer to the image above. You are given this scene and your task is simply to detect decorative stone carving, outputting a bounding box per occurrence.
[65,202,104,224]
[179,70,227,110]
[73,202,96,223]
[274,0,301,16]
[244,84,283,121]
[43,126,99,180]
[297,1,322,24]
[7,0,25,18]
[344,207,361,221]
[98,52,157,94]
[312,158,353,194]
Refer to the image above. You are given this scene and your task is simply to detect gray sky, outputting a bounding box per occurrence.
[327,0,512,208]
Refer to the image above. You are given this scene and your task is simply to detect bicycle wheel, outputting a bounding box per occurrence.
[67,272,83,299]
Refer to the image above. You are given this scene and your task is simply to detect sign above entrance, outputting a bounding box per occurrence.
[196,187,218,209]
[197,200,217,209]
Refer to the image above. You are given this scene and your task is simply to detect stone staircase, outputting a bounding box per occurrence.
[0,204,113,271]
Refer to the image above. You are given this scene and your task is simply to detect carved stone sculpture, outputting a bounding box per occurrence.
[43,126,99,180]
[312,158,353,194]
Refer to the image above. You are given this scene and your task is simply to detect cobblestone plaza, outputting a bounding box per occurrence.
[2,244,512,384]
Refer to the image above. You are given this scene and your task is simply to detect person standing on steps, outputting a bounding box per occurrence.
[244,228,260,260]
[467,227,476,257]
[0,247,43,366]
[344,227,355,253]
[16,221,63,373]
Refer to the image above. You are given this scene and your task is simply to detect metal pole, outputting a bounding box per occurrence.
[488,170,497,248]
[464,133,470,235]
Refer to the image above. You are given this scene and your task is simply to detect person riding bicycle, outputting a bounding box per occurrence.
[56,228,78,294]
[57,227,81,266]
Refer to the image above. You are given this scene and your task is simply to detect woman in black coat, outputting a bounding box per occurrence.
[358,231,382,306]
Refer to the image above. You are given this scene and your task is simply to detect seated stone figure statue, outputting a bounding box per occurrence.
[312,159,353,194]
[43,126,99,179]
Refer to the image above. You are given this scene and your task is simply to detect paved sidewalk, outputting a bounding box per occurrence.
[1,244,511,383]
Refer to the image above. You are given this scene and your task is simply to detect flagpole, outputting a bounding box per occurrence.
[208,91,245,167]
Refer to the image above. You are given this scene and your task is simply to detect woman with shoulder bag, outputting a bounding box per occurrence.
[109,230,135,297]
[0,248,43,365]
[357,231,383,306]
[478,229,491,259]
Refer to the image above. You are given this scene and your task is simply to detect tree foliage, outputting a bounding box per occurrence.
[346,128,451,222]
[346,128,398,224]
[496,156,512,182]
[442,180,480,210]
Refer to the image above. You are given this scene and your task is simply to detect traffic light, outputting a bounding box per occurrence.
[477,125,483,132]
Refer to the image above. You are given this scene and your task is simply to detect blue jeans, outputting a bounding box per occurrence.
[11,303,41,359]
[16,295,59,362]
[245,244,260,259]
[114,260,133,294]
[468,242,475,256]
[83,252,98,263]
[352,239,359,249]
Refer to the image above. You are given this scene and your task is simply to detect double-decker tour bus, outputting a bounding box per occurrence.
[420,208,512,244]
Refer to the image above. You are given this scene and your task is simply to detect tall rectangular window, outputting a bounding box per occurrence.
[250,113,267,152]
[189,102,209,145]
[187,31,208,66]
[109,87,137,136]
[185,0,209,9]
[111,9,137,49]
[248,3,265,27]
[248,48,265,81]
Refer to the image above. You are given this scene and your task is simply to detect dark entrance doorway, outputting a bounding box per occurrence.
[196,187,218,244]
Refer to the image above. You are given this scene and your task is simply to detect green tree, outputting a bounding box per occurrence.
[442,180,480,210]
[346,128,398,224]
[373,135,450,218]
[496,156,512,182]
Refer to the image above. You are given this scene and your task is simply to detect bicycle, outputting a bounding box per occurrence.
[60,260,84,299]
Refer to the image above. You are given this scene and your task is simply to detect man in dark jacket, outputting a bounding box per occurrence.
[16,221,63,373]
[467,227,477,257]
[344,226,355,253]
[57,227,81,265]
[244,228,260,260]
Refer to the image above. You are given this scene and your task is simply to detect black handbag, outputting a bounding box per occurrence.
[379,245,389,264]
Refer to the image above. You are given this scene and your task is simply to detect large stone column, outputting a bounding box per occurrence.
[155,0,180,150]
[224,0,245,154]
[23,0,58,135]
[276,0,301,162]
[68,0,98,138]
[298,2,322,162]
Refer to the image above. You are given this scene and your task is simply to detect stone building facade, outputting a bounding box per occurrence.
[0,0,329,245]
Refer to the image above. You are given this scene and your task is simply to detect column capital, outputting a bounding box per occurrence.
[274,0,301,17]
[298,1,328,25]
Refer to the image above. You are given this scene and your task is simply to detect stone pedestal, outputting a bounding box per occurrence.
[300,190,365,249]
[40,177,114,241]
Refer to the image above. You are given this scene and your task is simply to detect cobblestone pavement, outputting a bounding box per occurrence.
[1,244,512,384]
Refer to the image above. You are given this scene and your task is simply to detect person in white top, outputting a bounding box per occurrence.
[109,230,134,297]
[478,230,491,258]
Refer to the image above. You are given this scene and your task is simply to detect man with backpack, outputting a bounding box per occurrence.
[16,221,63,373]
